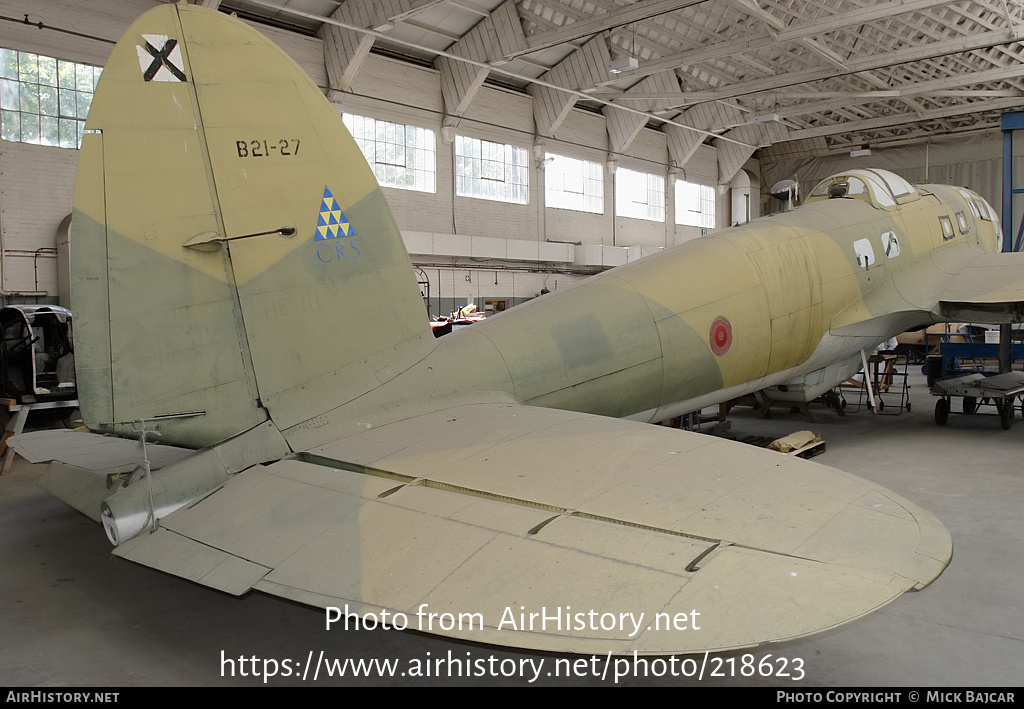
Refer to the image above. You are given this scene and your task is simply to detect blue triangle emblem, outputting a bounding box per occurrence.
[314,186,356,240]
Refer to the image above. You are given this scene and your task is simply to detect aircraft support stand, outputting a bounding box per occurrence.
[860,349,878,414]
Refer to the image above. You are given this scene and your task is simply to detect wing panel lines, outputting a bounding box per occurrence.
[263,453,915,577]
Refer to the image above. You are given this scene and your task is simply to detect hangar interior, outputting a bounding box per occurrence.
[5,0,1024,313]
[1,0,1022,687]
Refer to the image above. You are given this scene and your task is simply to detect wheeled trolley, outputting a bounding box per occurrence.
[930,371,1024,430]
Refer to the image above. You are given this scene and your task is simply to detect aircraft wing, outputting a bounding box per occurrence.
[114,401,951,654]
[937,251,1024,322]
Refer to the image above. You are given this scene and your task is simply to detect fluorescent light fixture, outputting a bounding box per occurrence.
[753,113,780,124]
[850,149,872,157]
[608,57,639,74]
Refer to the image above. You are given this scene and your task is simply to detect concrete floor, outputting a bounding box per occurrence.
[2,369,1022,687]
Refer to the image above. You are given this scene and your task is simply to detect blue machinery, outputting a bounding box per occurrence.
[998,112,1024,372]
[1002,110,1024,253]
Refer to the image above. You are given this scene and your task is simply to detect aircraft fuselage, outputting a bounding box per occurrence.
[289,178,999,445]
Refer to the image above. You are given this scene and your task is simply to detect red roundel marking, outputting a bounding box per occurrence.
[710,317,732,356]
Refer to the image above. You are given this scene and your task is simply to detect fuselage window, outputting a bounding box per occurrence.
[881,231,900,258]
[956,210,970,235]
[854,238,875,268]
[939,215,955,240]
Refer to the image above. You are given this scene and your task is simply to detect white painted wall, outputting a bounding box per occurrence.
[729,168,761,226]
[0,140,75,296]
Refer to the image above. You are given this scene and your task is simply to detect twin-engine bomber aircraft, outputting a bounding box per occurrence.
[27,3,1024,655]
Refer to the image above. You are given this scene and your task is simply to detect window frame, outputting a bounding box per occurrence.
[454,134,530,205]
[342,113,436,194]
[544,152,603,214]
[674,179,716,229]
[0,48,100,149]
[615,167,665,222]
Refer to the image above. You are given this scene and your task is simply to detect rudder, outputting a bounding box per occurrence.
[72,4,432,447]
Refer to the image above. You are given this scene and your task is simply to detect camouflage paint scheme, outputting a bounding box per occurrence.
[47,3,1024,654]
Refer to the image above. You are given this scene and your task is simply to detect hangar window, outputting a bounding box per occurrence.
[544,153,603,214]
[675,179,715,228]
[343,114,436,193]
[0,49,100,149]
[455,135,529,204]
[616,167,665,222]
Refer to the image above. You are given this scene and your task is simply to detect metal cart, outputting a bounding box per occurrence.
[930,371,1024,430]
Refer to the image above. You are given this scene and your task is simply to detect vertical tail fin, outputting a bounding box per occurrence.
[72,4,430,447]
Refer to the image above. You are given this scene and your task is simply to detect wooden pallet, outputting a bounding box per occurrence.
[726,433,827,459]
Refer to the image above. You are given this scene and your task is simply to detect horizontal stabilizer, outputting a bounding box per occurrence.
[11,430,192,471]
[118,402,951,654]
[12,430,192,522]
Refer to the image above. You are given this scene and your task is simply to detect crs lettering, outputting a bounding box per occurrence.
[317,238,360,262]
